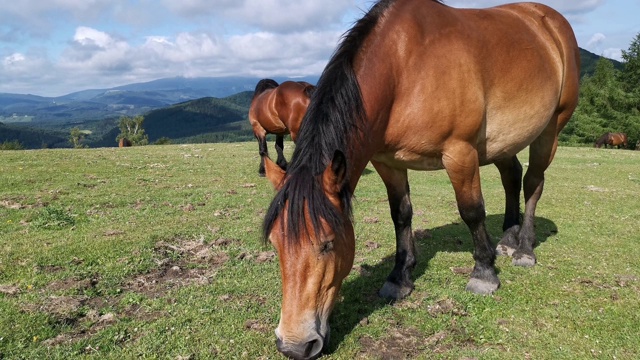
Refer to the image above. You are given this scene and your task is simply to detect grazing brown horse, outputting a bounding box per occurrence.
[594,132,628,148]
[118,138,132,147]
[262,1,579,358]
[248,79,315,176]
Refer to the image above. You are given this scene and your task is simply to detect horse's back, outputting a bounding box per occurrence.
[368,0,579,167]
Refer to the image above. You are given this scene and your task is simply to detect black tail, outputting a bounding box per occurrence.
[253,79,279,99]
[303,84,317,98]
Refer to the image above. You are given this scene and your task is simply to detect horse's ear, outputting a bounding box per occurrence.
[323,150,348,195]
[263,155,286,190]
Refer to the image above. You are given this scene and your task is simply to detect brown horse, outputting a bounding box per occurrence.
[248,79,315,176]
[118,138,132,147]
[595,132,628,148]
[262,1,579,358]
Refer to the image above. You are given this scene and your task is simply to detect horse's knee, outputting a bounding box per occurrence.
[458,202,486,228]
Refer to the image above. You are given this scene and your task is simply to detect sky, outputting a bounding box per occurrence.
[1,0,639,97]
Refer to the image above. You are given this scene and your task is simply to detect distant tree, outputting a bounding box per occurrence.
[116,115,149,146]
[0,140,24,150]
[621,33,640,93]
[581,58,628,117]
[69,127,88,148]
[153,137,172,145]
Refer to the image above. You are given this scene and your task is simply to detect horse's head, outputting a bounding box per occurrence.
[263,152,355,360]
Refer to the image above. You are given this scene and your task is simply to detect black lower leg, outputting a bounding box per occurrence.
[379,183,416,300]
[495,156,523,255]
[511,171,544,266]
[257,136,268,176]
[275,135,287,170]
[460,203,499,294]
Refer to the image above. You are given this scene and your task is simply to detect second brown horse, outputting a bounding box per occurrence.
[248,79,315,176]
[595,132,628,148]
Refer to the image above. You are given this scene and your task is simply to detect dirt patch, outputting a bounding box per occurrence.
[30,236,230,348]
[104,229,125,237]
[1,198,46,210]
[244,319,271,333]
[357,326,439,359]
[123,238,230,299]
[0,284,20,296]
[450,267,473,276]
[427,298,468,317]
[22,295,88,324]
[365,241,380,250]
[363,216,379,224]
[45,277,98,294]
[255,251,276,263]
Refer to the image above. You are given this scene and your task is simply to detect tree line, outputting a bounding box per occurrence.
[561,33,640,148]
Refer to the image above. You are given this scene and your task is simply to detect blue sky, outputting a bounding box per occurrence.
[1,0,639,97]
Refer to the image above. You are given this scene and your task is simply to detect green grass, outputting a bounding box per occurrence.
[1,143,639,359]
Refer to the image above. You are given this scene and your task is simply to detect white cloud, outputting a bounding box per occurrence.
[587,33,606,47]
[57,27,132,75]
[3,53,26,66]
[164,0,357,32]
[602,48,623,62]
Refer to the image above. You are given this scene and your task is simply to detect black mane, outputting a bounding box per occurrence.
[262,0,397,244]
[253,78,279,100]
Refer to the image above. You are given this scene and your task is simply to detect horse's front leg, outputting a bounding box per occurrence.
[371,161,416,300]
[443,143,499,294]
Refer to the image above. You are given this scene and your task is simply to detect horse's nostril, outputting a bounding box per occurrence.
[304,338,323,359]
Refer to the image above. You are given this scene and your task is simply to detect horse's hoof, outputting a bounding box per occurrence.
[258,172,266,177]
[466,277,500,295]
[512,251,536,267]
[496,244,516,257]
[379,281,413,300]
[497,226,520,257]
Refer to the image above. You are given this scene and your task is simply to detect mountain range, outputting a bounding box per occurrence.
[0,48,622,149]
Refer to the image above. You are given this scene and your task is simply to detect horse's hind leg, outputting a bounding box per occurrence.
[371,161,416,300]
[256,134,268,177]
[443,143,499,294]
[275,135,288,171]
[495,156,523,257]
[514,125,560,267]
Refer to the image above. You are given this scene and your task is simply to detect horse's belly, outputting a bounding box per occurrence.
[480,106,557,161]
[372,150,444,171]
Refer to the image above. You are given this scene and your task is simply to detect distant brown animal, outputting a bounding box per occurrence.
[118,138,132,147]
[261,1,579,358]
[248,79,315,176]
[595,132,628,148]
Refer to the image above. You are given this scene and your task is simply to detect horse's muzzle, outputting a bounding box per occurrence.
[275,331,328,360]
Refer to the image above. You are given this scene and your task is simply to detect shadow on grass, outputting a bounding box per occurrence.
[327,214,558,352]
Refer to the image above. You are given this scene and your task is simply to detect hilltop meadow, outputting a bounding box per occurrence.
[1,142,639,359]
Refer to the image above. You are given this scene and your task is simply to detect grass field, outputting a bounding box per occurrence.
[1,143,639,359]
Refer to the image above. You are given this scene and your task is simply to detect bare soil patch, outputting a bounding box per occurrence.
[25,235,230,348]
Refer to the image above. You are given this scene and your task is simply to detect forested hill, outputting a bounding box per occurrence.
[83,91,254,148]
[143,91,253,142]
[580,48,623,77]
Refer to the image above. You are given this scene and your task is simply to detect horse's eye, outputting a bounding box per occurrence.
[320,241,334,254]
